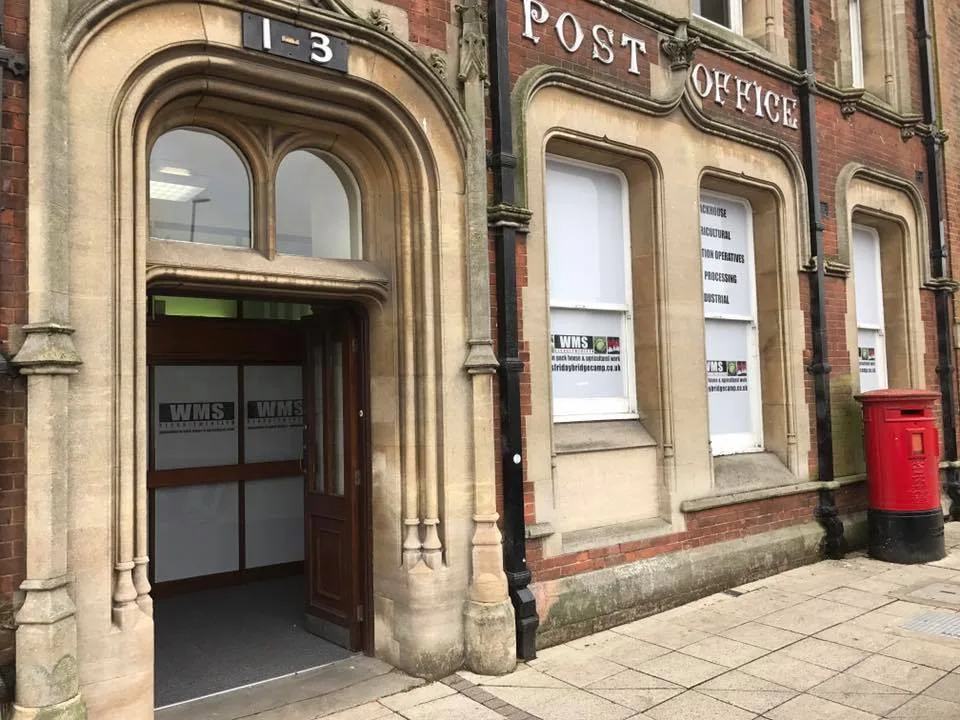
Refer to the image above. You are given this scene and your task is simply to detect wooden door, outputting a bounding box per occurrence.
[303,310,363,649]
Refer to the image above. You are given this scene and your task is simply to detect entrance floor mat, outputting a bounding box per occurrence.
[154,575,353,707]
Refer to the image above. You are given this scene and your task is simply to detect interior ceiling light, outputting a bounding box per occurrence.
[158,166,193,177]
[149,180,207,202]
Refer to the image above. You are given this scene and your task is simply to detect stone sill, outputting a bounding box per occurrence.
[554,420,656,455]
[680,474,866,514]
[560,518,672,556]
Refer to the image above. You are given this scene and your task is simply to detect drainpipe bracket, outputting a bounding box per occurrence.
[925,277,960,294]
[488,203,532,232]
[806,361,832,376]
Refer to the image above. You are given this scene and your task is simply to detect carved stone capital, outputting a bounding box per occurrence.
[659,22,700,71]
[12,323,81,375]
[428,52,448,81]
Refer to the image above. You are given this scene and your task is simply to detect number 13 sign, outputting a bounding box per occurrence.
[242,12,349,74]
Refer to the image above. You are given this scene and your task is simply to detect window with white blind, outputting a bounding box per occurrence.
[700,191,762,455]
[545,156,636,422]
[849,0,865,88]
[853,225,887,391]
[694,0,744,34]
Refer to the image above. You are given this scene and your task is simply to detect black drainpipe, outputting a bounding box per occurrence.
[796,0,845,558]
[917,0,960,517]
[487,0,539,659]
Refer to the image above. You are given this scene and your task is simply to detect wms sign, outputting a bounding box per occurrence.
[246,400,304,429]
[158,402,237,434]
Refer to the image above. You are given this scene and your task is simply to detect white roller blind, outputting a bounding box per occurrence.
[853,225,887,390]
[700,192,762,455]
[545,156,636,421]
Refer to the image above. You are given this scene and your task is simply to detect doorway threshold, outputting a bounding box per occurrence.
[155,655,423,720]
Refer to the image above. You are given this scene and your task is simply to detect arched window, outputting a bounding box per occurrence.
[149,128,251,247]
[276,150,361,259]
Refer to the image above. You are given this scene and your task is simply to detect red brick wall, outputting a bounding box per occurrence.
[0,0,28,668]
[527,483,868,582]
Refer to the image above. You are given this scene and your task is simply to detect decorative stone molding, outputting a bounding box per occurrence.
[456,0,487,84]
[11,323,82,375]
[659,22,700,71]
[428,52,447,81]
[366,8,392,33]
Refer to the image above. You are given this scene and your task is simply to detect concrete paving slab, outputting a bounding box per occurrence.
[613,621,712,650]
[778,637,868,671]
[643,690,756,720]
[757,597,864,635]
[846,653,946,692]
[887,694,960,719]
[719,622,804,651]
[678,636,768,668]
[396,693,504,720]
[814,621,901,652]
[880,636,960,671]
[817,586,894,610]
[635,652,728,688]
[589,688,683,714]
[764,693,880,720]
[922,670,960,703]
[807,672,912,715]
[738,651,837,691]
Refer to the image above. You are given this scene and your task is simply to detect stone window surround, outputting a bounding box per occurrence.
[520,87,809,559]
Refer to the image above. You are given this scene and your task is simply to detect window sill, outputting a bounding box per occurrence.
[681,472,866,513]
[553,420,657,455]
[561,517,672,555]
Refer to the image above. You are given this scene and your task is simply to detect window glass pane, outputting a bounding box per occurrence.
[241,301,313,320]
[696,0,731,27]
[277,151,359,259]
[550,308,627,403]
[149,128,251,247]
[849,0,864,87]
[853,226,883,328]
[152,296,238,318]
[545,159,626,307]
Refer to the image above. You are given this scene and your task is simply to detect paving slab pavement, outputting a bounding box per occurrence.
[174,523,960,719]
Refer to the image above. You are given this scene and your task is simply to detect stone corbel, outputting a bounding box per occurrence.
[838,88,865,119]
[925,277,960,294]
[654,22,700,104]
[11,323,82,375]
[488,203,533,233]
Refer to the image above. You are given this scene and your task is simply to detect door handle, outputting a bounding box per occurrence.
[300,423,307,475]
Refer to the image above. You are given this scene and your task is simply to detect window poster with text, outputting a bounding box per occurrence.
[550,307,627,410]
[700,192,762,453]
[154,365,239,470]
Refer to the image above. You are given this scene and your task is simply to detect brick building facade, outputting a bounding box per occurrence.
[1,0,959,718]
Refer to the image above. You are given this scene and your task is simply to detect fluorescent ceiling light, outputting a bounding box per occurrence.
[158,166,193,177]
[149,180,206,202]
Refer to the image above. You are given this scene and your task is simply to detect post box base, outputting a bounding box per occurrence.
[868,508,945,564]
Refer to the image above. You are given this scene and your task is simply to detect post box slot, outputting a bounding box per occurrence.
[900,409,924,416]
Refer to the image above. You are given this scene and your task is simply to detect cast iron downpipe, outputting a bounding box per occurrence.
[917,0,960,517]
[487,0,539,660]
[795,0,845,557]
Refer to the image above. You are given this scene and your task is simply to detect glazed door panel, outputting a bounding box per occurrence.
[303,311,362,649]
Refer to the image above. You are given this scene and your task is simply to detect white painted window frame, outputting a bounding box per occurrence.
[849,0,865,88]
[852,224,888,390]
[693,0,744,35]
[545,154,638,423]
[700,190,763,456]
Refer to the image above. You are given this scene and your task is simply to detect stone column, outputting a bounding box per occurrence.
[458,0,516,675]
[11,2,86,718]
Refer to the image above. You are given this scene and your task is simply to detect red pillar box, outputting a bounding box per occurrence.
[856,389,945,564]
